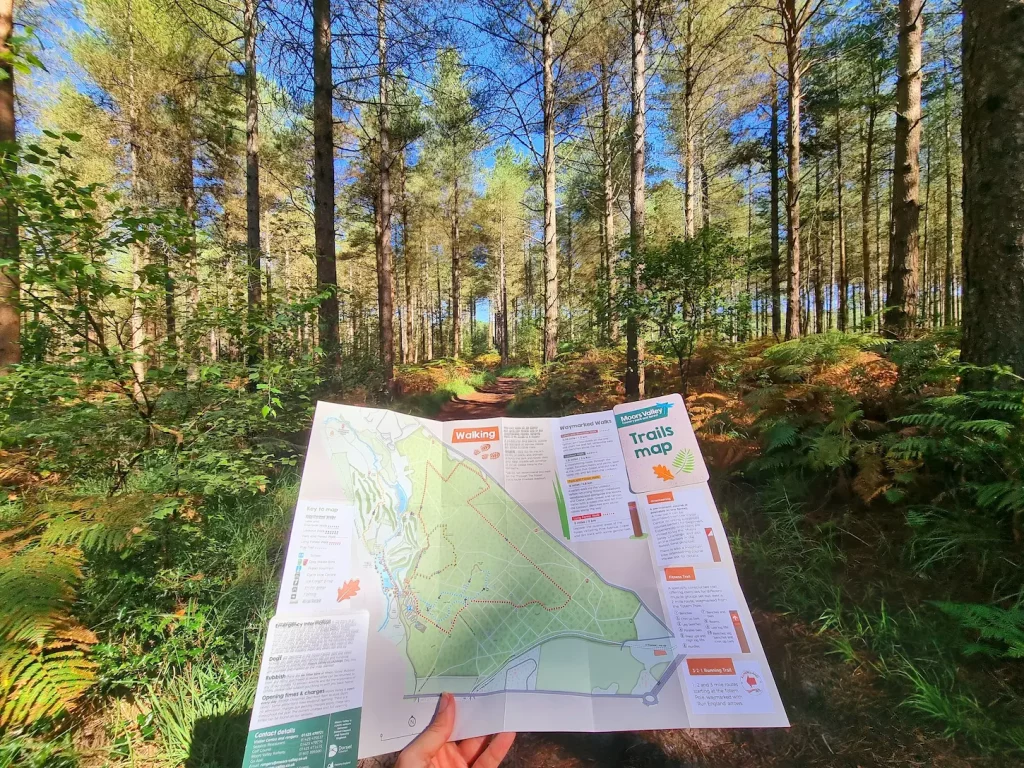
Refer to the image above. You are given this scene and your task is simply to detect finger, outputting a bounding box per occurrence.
[400,693,456,766]
[470,732,516,768]
[456,735,489,764]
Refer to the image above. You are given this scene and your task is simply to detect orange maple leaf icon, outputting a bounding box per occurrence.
[653,464,675,481]
[337,579,360,602]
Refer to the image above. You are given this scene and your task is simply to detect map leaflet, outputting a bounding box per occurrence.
[245,395,788,765]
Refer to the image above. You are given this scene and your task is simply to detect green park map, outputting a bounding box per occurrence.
[324,411,678,699]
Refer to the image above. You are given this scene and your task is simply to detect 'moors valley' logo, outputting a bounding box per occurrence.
[614,401,674,429]
[452,426,500,443]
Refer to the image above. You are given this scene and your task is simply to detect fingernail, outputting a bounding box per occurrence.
[438,692,451,713]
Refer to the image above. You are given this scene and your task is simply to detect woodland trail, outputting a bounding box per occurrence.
[436,377,525,420]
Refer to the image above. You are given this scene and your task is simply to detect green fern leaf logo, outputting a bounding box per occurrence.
[672,448,695,474]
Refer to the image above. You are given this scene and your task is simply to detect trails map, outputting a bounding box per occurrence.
[273,399,788,759]
[324,411,677,700]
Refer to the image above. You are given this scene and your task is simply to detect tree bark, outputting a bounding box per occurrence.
[813,157,823,333]
[312,0,340,366]
[244,0,262,369]
[541,0,559,364]
[375,0,395,387]
[769,75,782,337]
[943,68,954,327]
[783,0,803,340]
[885,0,923,338]
[861,104,876,325]
[683,1,696,239]
[498,206,509,366]
[127,9,147,400]
[450,175,461,358]
[960,0,1024,385]
[0,0,19,369]
[835,62,848,331]
[599,61,618,344]
[400,156,414,364]
[625,0,647,399]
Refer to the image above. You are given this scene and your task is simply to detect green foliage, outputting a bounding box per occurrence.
[148,665,256,768]
[0,731,77,768]
[627,226,739,393]
[495,364,538,380]
[934,602,1024,659]
[887,373,1024,554]
[758,332,876,380]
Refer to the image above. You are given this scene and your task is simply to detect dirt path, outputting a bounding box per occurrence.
[436,377,524,421]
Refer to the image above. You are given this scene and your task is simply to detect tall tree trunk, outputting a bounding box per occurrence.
[769,75,782,337]
[450,176,461,358]
[943,68,954,327]
[600,61,618,344]
[682,2,696,239]
[886,0,923,338]
[425,240,434,360]
[960,0,1024,385]
[625,0,647,399]
[783,0,803,340]
[861,104,876,325]
[498,208,509,366]
[181,126,199,371]
[312,0,340,366]
[127,9,147,400]
[375,0,395,388]
[835,65,848,331]
[813,157,824,333]
[922,142,932,326]
[699,138,711,228]
[244,0,262,370]
[435,239,445,356]
[541,2,559,364]
[163,246,176,352]
[0,0,19,369]
[401,157,414,364]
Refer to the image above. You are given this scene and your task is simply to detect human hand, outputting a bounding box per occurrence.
[395,692,516,768]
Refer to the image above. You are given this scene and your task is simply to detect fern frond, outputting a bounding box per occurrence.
[887,436,939,459]
[976,481,1024,514]
[892,412,958,430]
[38,494,164,553]
[764,421,799,451]
[955,419,1012,439]
[0,628,97,728]
[0,546,83,646]
[809,434,852,470]
[934,602,1024,659]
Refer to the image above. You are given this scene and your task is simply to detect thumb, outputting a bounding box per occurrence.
[401,693,455,765]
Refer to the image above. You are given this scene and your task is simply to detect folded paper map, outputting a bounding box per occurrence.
[263,395,788,760]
